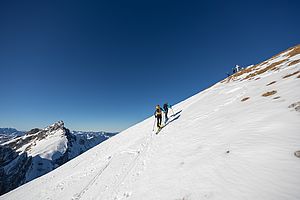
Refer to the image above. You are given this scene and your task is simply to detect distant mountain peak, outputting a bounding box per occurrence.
[45,120,64,132]
[0,128,25,144]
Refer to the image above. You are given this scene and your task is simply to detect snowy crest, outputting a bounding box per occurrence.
[44,120,65,132]
[225,45,300,82]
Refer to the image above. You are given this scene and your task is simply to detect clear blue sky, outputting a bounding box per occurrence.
[0,0,299,132]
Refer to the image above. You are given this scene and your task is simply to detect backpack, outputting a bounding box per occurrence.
[163,103,168,111]
[155,107,162,116]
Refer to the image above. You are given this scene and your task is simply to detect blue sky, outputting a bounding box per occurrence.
[0,0,299,132]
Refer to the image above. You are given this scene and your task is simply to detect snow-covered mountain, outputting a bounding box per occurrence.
[0,121,117,195]
[1,44,300,200]
[0,128,25,144]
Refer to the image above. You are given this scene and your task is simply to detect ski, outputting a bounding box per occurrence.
[155,125,165,134]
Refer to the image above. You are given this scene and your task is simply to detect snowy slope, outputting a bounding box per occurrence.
[1,45,300,200]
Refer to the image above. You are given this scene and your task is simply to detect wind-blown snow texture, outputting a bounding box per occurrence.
[2,45,300,200]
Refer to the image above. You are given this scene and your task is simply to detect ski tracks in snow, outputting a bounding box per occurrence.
[71,159,112,200]
[106,133,154,200]
[69,130,155,200]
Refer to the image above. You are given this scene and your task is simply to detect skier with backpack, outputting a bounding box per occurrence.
[163,103,170,123]
[154,105,163,131]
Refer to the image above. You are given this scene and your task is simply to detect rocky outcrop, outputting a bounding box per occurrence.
[54,127,75,166]
[0,146,31,195]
